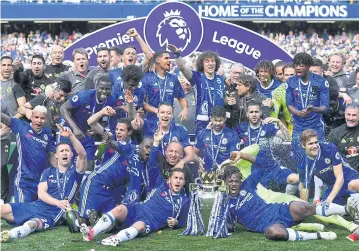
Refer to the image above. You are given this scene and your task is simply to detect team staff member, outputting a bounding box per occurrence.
[44,45,70,82]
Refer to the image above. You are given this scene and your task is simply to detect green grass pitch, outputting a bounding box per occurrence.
[1,218,359,251]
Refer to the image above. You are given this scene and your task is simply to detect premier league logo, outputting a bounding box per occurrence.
[144,2,203,57]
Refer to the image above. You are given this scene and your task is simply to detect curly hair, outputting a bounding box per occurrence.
[196,51,221,73]
[293,52,313,67]
[238,75,257,93]
[121,65,144,84]
[223,165,243,182]
[255,60,275,78]
[210,106,226,118]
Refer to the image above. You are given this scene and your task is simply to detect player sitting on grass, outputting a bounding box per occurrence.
[223,153,359,242]
[80,128,190,246]
[0,125,87,243]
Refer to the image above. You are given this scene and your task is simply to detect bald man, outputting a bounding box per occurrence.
[44,45,70,82]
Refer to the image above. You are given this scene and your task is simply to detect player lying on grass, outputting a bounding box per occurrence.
[0,125,87,243]
[80,128,190,246]
[223,154,359,241]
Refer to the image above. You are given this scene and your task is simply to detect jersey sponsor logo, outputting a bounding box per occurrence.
[319,166,333,174]
[72,95,79,102]
[236,192,253,210]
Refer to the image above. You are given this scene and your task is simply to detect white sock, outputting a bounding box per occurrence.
[350,193,359,202]
[316,203,346,216]
[115,226,139,242]
[9,221,36,239]
[286,228,318,241]
[93,212,115,236]
[314,176,323,202]
[285,184,298,195]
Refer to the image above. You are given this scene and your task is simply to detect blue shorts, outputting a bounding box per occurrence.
[323,169,359,205]
[79,176,116,218]
[260,166,294,192]
[11,201,62,229]
[120,203,152,235]
[13,180,38,203]
[248,202,295,233]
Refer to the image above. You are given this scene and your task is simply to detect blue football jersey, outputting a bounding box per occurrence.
[69,89,116,133]
[11,118,55,183]
[286,73,329,131]
[298,142,358,188]
[143,71,184,121]
[257,79,282,99]
[195,127,240,171]
[190,71,225,122]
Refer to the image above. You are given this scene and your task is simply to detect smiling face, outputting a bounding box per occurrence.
[56,143,73,168]
[31,110,46,131]
[165,142,183,166]
[258,68,271,85]
[96,81,112,102]
[283,67,296,81]
[345,107,359,128]
[329,55,343,74]
[303,136,320,158]
[158,104,174,128]
[168,170,185,194]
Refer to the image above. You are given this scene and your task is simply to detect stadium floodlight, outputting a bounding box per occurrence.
[307,21,335,24]
[34,21,63,23]
[252,21,281,23]
[88,21,117,23]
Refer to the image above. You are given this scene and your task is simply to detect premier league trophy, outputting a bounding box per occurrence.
[181,161,230,238]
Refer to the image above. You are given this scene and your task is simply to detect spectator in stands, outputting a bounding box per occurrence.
[0,56,26,204]
[44,45,70,82]
[109,46,122,69]
[328,53,350,88]
[14,54,52,101]
[84,47,111,90]
[58,48,89,95]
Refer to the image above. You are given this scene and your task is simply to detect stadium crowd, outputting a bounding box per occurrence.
[1,23,359,247]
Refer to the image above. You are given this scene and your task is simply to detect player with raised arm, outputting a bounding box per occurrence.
[80,128,190,246]
[0,106,56,203]
[168,44,225,134]
[0,125,87,243]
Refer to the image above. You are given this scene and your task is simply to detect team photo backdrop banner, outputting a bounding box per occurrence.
[64,2,292,69]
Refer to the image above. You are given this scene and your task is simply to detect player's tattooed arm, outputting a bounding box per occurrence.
[0,113,11,127]
[167,44,193,81]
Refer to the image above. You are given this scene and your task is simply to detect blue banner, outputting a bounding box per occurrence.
[2,2,359,20]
